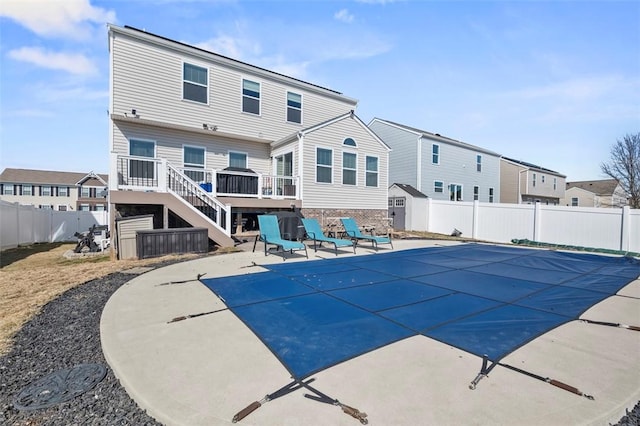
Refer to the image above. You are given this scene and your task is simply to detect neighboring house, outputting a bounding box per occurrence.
[388,183,428,231]
[562,179,628,208]
[369,118,501,203]
[0,168,108,211]
[500,157,566,205]
[108,25,390,248]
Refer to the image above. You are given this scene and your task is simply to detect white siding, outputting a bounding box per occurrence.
[301,117,388,210]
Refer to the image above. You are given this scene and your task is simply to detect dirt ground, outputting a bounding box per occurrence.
[0,243,204,357]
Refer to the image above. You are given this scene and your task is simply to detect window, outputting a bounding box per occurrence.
[489,187,494,203]
[432,144,440,164]
[532,173,537,187]
[542,175,546,183]
[183,63,208,103]
[395,198,405,207]
[286,91,302,123]
[58,187,68,197]
[476,155,482,172]
[22,185,32,196]
[571,197,578,207]
[79,204,90,211]
[553,177,557,191]
[434,181,444,193]
[129,139,156,180]
[229,151,247,169]
[40,205,53,210]
[473,186,479,201]
[81,187,91,198]
[449,184,463,201]
[242,79,260,114]
[316,148,332,183]
[95,204,105,211]
[388,198,393,207]
[3,184,14,195]
[366,156,378,187]
[184,146,205,181]
[342,152,357,185]
[58,205,67,211]
[41,186,51,196]
[343,137,357,147]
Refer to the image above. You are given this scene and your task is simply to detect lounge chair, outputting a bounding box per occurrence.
[257,215,308,260]
[340,217,393,251]
[301,218,355,256]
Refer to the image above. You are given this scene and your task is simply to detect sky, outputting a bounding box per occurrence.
[0,0,638,181]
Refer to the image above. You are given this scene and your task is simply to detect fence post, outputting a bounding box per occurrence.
[620,206,630,252]
[472,200,479,239]
[426,198,432,232]
[533,202,541,242]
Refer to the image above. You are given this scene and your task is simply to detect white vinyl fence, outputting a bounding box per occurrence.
[423,199,639,253]
[0,200,109,250]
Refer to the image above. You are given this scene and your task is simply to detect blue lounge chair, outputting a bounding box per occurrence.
[258,215,308,260]
[302,218,355,256]
[340,217,393,251]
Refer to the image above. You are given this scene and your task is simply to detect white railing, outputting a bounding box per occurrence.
[115,155,299,199]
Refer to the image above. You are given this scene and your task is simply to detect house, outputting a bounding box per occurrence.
[500,157,566,205]
[108,25,390,249]
[368,118,501,203]
[0,168,108,211]
[562,179,628,208]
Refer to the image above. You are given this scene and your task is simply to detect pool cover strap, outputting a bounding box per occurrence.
[469,355,594,400]
[232,378,315,423]
[581,318,640,331]
[302,381,368,424]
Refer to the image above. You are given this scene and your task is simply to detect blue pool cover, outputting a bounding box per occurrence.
[201,244,640,379]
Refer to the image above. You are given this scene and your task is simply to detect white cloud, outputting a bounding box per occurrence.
[335,9,355,24]
[0,0,115,40]
[8,47,98,76]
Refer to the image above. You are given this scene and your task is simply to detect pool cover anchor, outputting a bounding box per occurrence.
[302,381,368,424]
[469,354,497,390]
[232,378,315,423]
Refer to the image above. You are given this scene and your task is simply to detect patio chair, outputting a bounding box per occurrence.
[340,217,393,251]
[257,215,308,260]
[301,218,356,256]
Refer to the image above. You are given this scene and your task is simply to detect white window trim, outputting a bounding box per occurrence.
[241,77,261,116]
[182,61,209,105]
[473,185,479,201]
[449,183,463,201]
[476,154,482,172]
[365,155,379,188]
[183,144,206,168]
[41,185,52,196]
[434,180,444,193]
[286,91,302,124]
[228,150,249,169]
[315,146,333,184]
[432,143,440,165]
[343,137,357,147]
[341,150,358,186]
[489,187,494,203]
[22,184,32,196]
[129,138,157,158]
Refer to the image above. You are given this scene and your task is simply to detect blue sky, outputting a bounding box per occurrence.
[1,0,638,181]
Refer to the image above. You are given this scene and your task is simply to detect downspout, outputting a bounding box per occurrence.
[297,132,304,201]
[416,136,422,192]
[107,26,116,260]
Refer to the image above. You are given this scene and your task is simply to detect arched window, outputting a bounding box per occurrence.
[343,137,357,147]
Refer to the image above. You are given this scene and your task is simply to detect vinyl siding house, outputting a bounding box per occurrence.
[562,179,628,207]
[108,25,389,248]
[368,118,501,203]
[500,157,566,205]
[0,168,108,211]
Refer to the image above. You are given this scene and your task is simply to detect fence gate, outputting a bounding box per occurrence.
[388,196,406,230]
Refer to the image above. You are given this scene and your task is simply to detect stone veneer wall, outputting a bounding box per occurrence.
[301,208,390,234]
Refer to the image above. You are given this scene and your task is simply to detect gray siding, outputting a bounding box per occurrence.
[421,136,501,202]
[301,117,388,210]
[369,120,417,188]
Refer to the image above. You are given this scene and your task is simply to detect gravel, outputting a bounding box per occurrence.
[1,263,638,425]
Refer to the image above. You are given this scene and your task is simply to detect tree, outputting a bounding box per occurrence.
[601,133,640,208]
